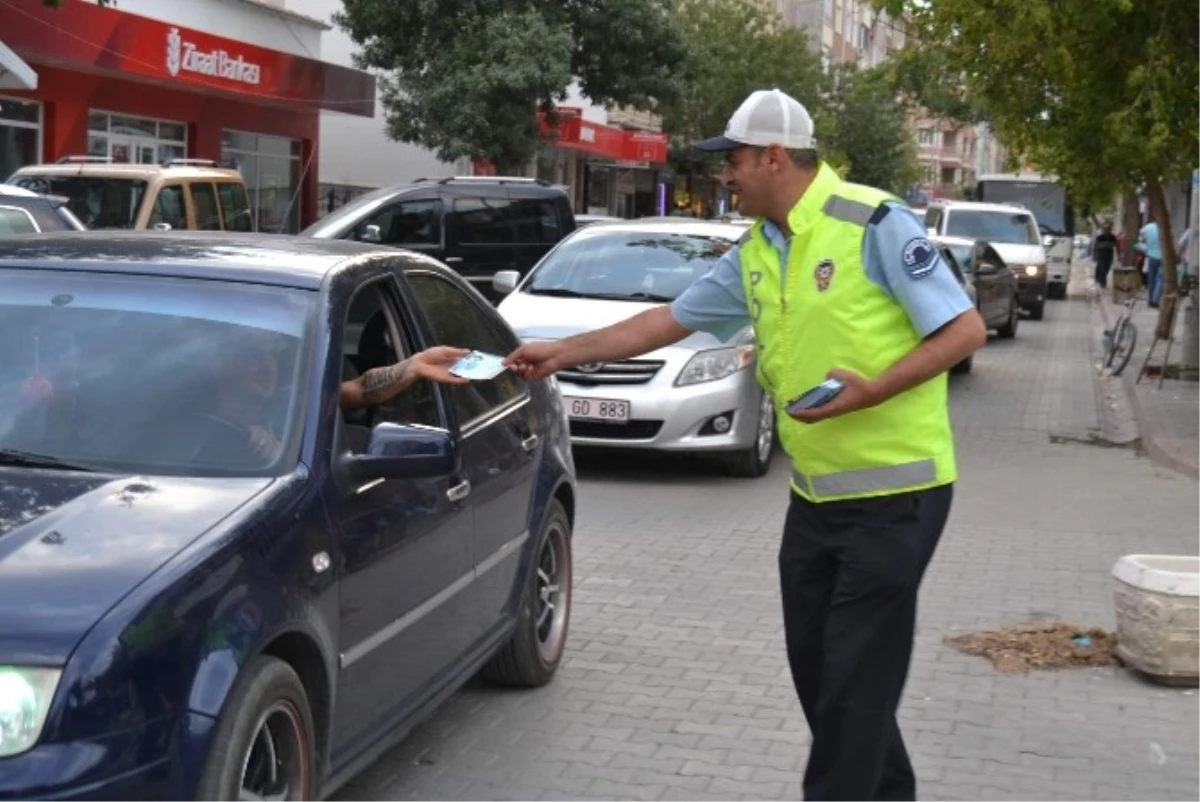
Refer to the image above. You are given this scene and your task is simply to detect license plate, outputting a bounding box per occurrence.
[565,397,630,422]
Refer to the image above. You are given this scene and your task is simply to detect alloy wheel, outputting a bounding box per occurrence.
[238,701,308,801]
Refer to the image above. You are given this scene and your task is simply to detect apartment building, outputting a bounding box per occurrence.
[773,0,906,70]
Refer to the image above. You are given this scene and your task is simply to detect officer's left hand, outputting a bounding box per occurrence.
[789,368,881,424]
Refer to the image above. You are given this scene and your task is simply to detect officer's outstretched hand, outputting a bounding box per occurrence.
[789,368,880,424]
[505,341,566,381]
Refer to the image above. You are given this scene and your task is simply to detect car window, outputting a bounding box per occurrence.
[938,247,966,283]
[945,243,974,273]
[341,283,440,443]
[148,184,187,230]
[0,206,39,235]
[945,210,1039,245]
[510,198,563,244]
[1,268,315,477]
[405,271,524,426]
[219,182,254,232]
[353,199,441,246]
[189,182,223,231]
[525,229,735,301]
[925,207,942,232]
[450,197,514,245]
[10,175,147,229]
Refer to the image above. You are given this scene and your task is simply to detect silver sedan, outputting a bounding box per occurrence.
[493,219,775,478]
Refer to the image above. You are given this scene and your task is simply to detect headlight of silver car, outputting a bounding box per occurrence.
[0,666,61,757]
[675,341,756,386]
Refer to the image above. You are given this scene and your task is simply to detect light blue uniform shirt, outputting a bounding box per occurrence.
[671,201,974,342]
[1139,222,1162,260]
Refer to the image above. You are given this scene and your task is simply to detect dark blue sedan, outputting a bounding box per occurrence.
[0,233,577,800]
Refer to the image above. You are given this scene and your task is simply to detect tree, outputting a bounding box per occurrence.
[335,0,687,173]
[878,0,1199,338]
[817,65,921,196]
[659,0,825,179]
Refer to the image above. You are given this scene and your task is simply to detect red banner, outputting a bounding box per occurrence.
[5,0,374,116]
[538,109,670,165]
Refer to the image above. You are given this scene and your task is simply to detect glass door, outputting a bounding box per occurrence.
[109,137,159,165]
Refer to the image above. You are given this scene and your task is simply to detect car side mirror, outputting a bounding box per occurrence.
[360,224,382,243]
[152,222,173,231]
[346,422,456,480]
[492,270,520,296]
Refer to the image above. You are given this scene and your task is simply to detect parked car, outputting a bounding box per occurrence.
[302,176,577,304]
[7,157,254,233]
[493,218,776,478]
[0,184,86,234]
[933,235,1021,339]
[0,232,576,800]
[924,200,1049,319]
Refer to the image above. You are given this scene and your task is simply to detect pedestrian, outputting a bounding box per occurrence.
[1137,212,1163,307]
[1090,219,1120,289]
[504,89,987,801]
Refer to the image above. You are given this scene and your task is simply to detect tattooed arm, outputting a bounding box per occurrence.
[339,346,471,413]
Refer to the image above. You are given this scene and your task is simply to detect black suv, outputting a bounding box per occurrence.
[302,177,576,303]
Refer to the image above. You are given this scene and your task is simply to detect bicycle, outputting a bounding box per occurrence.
[1102,291,1140,376]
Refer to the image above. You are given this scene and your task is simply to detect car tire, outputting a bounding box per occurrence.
[196,656,317,802]
[726,391,775,478]
[1028,300,1045,320]
[482,499,572,688]
[996,298,1019,339]
[951,354,973,374]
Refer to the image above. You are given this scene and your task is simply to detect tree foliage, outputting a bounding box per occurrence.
[878,0,1199,318]
[335,0,687,172]
[817,65,921,195]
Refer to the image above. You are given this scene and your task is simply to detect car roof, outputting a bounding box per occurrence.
[932,200,1034,215]
[0,231,444,289]
[11,163,243,180]
[569,218,747,240]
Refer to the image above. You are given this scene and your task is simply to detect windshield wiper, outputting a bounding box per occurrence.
[610,291,676,303]
[0,448,99,472]
[525,287,590,298]
[526,288,675,302]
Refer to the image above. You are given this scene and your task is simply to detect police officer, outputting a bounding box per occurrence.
[505,89,986,801]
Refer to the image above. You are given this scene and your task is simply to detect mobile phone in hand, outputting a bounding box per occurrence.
[786,378,845,415]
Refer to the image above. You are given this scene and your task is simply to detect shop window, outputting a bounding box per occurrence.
[221,130,302,234]
[190,182,222,231]
[87,110,187,165]
[0,97,41,179]
[148,185,187,230]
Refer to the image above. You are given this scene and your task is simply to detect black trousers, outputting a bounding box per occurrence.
[779,484,953,801]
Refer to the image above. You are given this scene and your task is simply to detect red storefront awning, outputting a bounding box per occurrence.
[3,0,375,117]
[538,108,669,166]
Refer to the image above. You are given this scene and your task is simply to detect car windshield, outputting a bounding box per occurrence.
[525,229,734,301]
[0,269,316,477]
[8,176,147,229]
[945,211,1039,245]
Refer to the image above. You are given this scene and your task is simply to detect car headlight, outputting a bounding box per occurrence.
[676,342,756,386]
[1024,264,1043,276]
[0,666,61,757]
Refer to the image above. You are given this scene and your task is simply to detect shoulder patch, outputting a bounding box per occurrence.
[868,203,892,226]
[901,237,939,280]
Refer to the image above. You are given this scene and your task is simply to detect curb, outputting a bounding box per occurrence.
[1096,298,1200,480]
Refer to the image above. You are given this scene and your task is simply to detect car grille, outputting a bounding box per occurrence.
[559,359,664,386]
[570,420,663,439]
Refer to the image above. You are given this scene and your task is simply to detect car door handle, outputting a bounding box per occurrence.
[447,480,471,502]
[444,256,463,264]
[522,434,540,453]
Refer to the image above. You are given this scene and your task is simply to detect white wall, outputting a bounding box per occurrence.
[83,0,323,57]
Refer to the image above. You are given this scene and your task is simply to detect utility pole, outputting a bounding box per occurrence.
[1182,169,1199,377]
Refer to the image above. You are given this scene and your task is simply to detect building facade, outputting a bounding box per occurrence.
[0,0,374,231]
[775,0,906,71]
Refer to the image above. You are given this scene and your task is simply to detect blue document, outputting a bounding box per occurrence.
[449,350,509,381]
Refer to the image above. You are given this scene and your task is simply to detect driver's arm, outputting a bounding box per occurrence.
[339,358,417,412]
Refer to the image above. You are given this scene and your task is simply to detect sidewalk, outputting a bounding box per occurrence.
[1095,281,1200,479]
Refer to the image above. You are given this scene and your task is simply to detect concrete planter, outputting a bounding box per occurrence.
[1112,554,1200,685]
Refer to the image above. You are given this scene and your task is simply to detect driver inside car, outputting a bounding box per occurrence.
[206,328,470,464]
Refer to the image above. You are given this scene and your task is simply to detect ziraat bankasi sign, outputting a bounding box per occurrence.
[166,27,262,86]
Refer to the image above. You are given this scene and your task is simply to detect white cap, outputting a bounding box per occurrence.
[695,88,816,152]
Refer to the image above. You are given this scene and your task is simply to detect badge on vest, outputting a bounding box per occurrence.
[902,237,938,280]
[814,258,835,292]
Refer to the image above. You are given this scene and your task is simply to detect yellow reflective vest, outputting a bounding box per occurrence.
[738,163,957,502]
